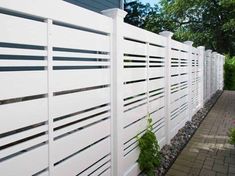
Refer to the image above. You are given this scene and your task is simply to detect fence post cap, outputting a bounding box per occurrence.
[197,46,205,50]
[101,8,127,19]
[159,31,173,38]
[184,41,194,46]
[206,49,212,53]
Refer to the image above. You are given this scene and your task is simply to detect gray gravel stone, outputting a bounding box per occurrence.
[154,91,223,176]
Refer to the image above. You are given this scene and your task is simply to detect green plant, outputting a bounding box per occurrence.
[224,56,235,90]
[228,127,235,145]
[137,115,161,176]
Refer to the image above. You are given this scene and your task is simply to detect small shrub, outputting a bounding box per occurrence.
[224,56,235,90]
[228,127,235,145]
[137,115,161,176]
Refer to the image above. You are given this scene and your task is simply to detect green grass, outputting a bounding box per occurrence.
[224,56,235,90]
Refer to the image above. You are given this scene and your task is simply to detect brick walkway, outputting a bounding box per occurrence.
[166,91,235,176]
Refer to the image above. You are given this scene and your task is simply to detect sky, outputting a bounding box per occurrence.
[140,0,161,7]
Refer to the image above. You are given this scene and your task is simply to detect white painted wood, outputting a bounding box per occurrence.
[53,105,110,128]
[79,155,111,176]
[0,13,47,45]
[0,145,48,176]
[53,51,109,59]
[123,104,147,127]
[53,87,110,118]
[0,0,112,33]
[123,68,147,82]
[0,60,47,67]
[123,82,147,98]
[54,137,111,176]
[0,2,225,175]
[0,47,47,56]
[0,125,47,147]
[0,71,47,100]
[123,39,147,56]
[0,135,47,159]
[160,31,173,144]
[57,110,111,132]
[0,98,47,134]
[123,163,140,176]
[53,69,110,92]
[54,119,111,162]
[52,25,110,52]
[53,60,110,67]
[123,23,167,46]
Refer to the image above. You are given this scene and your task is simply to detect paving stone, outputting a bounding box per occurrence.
[229,166,235,174]
[216,173,227,176]
[165,91,235,176]
[189,168,201,176]
[212,164,228,174]
[167,169,188,176]
[171,164,191,173]
[199,168,216,176]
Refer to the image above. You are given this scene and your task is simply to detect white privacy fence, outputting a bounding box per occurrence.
[0,1,224,176]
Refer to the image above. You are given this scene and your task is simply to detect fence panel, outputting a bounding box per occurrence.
[169,40,190,139]
[0,2,225,176]
[0,1,113,176]
[0,10,49,176]
[120,23,167,176]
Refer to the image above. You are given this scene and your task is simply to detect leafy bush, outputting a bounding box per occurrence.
[224,56,235,90]
[137,115,161,176]
[228,127,235,145]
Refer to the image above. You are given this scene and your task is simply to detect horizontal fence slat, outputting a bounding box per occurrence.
[53,51,110,59]
[53,61,110,67]
[0,71,47,100]
[0,0,112,33]
[0,13,47,46]
[54,137,111,176]
[54,119,110,163]
[53,87,110,118]
[52,25,110,52]
[0,98,47,134]
[123,40,147,56]
[53,69,110,92]
[0,145,48,176]
[0,47,47,56]
[0,60,47,67]
[0,135,47,159]
[0,125,47,147]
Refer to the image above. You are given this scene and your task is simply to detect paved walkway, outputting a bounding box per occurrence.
[166,91,235,176]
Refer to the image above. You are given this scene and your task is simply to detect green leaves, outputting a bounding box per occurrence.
[137,115,161,176]
[228,127,235,145]
[224,56,235,90]
[124,0,235,55]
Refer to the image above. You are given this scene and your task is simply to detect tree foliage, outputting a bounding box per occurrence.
[124,0,235,55]
[224,56,235,90]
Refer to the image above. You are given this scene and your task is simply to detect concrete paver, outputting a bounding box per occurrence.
[166,91,235,176]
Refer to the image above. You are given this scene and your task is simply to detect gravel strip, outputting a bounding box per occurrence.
[154,90,223,176]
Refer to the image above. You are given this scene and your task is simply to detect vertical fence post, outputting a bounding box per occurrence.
[220,54,223,90]
[211,52,217,95]
[203,48,207,103]
[102,8,127,176]
[197,46,205,108]
[159,31,173,144]
[184,41,193,120]
[206,50,212,100]
[46,18,54,176]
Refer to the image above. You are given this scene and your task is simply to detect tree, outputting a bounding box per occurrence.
[124,0,235,55]
[124,0,152,28]
[152,0,235,55]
